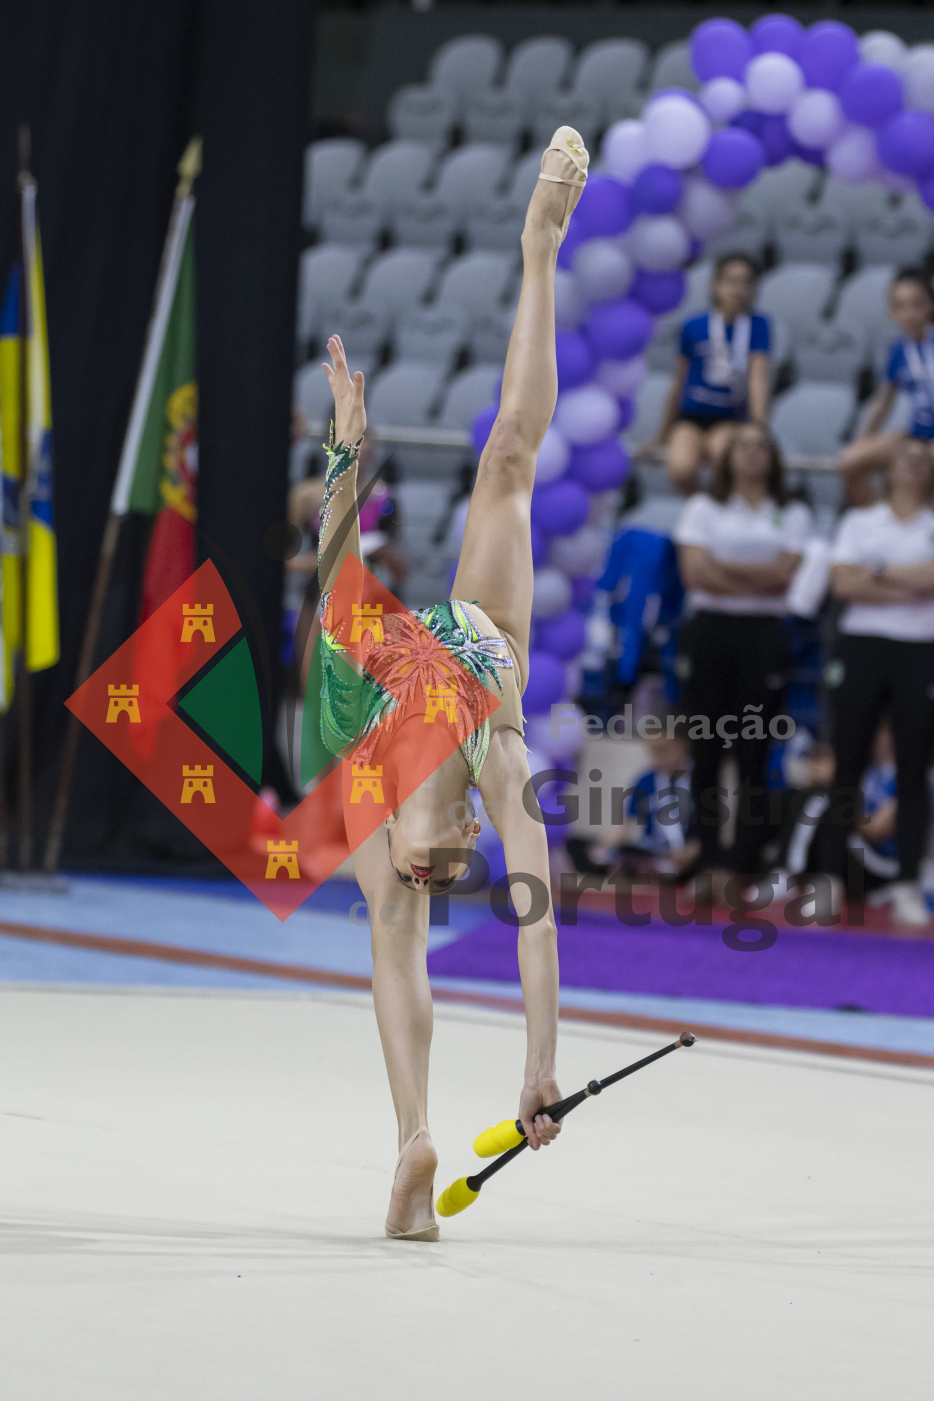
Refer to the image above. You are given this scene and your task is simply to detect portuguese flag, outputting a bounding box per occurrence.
[110,141,199,622]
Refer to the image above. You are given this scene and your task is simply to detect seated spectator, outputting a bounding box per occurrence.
[615,725,699,880]
[652,253,771,496]
[839,268,934,506]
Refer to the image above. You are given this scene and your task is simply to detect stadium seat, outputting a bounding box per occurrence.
[757,264,836,336]
[571,39,648,121]
[819,176,888,224]
[428,35,503,115]
[503,36,573,115]
[531,97,600,155]
[367,362,448,426]
[387,84,455,148]
[463,92,524,148]
[395,305,469,375]
[359,141,436,212]
[465,199,525,252]
[770,382,856,456]
[508,150,545,208]
[302,139,365,232]
[319,195,384,250]
[628,372,673,446]
[854,195,934,267]
[296,246,365,344]
[294,359,374,425]
[649,41,700,93]
[436,251,516,320]
[433,144,512,222]
[704,206,768,263]
[646,316,680,373]
[468,308,515,366]
[357,249,442,319]
[739,160,821,223]
[793,318,868,384]
[391,196,457,250]
[328,304,391,361]
[773,206,851,265]
[438,365,502,429]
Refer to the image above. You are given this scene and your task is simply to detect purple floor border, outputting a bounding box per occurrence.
[426,915,934,1019]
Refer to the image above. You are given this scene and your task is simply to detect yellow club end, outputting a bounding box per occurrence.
[435,1177,480,1217]
[473,1118,524,1158]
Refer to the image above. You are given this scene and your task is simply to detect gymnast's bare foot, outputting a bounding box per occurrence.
[386,1128,438,1237]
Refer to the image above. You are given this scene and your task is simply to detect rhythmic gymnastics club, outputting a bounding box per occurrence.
[436,1031,696,1217]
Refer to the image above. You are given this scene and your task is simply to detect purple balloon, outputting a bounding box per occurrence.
[536,609,587,661]
[840,64,902,130]
[751,13,804,59]
[790,137,825,167]
[734,112,794,168]
[800,21,860,93]
[556,221,586,272]
[531,478,590,536]
[631,163,683,216]
[691,18,752,83]
[570,576,596,610]
[568,439,630,492]
[523,650,567,715]
[530,521,548,568]
[877,111,934,178]
[571,174,633,240]
[702,128,765,188]
[617,398,634,432]
[919,171,934,214]
[630,268,686,315]
[472,403,498,456]
[586,298,654,360]
[555,331,594,391]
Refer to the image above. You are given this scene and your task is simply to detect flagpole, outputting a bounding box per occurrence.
[42,137,201,874]
[16,127,33,871]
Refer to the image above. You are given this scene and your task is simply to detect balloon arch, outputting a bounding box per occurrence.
[470,14,934,745]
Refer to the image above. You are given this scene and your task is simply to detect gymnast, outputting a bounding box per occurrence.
[315,128,590,1240]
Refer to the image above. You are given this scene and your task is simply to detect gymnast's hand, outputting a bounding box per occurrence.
[519,1078,563,1151]
[323,334,366,447]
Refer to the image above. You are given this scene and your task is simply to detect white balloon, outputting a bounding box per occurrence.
[572,238,633,303]
[531,567,572,620]
[525,708,586,759]
[535,425,571,484]
[602,120,649,182]
[827,125,881,183]
[628,214,690,271]
[700,77,746,124]
[554,268,585,331]
[644,96,711,170]
[678,174,738,239]
[788,89,846,149]
[555,385,621,445]
[905,45,934,114]
[597,356,646,400]
[549,526,609,577]
[861,31,908,76]
[744,53,804,115]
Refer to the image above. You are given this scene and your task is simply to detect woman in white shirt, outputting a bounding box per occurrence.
[674,424,811,884]
[828,437,934,926]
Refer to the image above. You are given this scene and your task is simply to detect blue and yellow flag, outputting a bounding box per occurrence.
[0,178,59,709]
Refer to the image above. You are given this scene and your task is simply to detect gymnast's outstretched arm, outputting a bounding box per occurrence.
[318,334,367,598]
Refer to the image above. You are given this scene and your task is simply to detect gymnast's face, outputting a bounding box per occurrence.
[385,794,481,894]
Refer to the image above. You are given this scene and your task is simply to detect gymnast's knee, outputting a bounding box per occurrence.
[478,414,537,491]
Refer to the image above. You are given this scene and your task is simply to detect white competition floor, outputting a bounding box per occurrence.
[1,986,932,1399]
[1,875,933,1397]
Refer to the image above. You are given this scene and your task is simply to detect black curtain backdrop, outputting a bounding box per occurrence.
[0,0,314,872]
